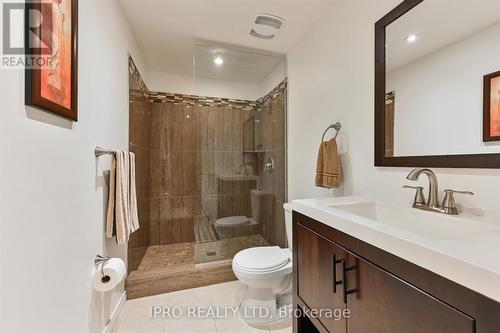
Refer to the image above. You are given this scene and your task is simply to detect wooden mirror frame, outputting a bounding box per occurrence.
[374,0,500,168]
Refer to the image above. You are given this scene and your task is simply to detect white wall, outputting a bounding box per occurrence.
[387,21,500,156]
[0,1,148,332]
[287,0,500,221]
[260,59,287,96]
[148,70,262,100]
[148,58,287,100]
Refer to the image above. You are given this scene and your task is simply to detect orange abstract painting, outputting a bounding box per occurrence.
[25,0,77,121]
[490,76,500,137]
[40,0,72,110]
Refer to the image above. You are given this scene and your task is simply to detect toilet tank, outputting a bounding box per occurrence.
[250,189,270,220]
[283,203,293,250]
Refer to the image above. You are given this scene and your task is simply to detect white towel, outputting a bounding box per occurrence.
[129,152,140,233]
[106,151,140,244]
[105,156,117,238]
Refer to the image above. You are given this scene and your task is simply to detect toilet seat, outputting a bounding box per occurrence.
[215,216,249,227]
[233,246,291,273]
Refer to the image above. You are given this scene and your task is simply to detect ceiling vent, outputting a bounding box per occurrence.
[250,14,284,40]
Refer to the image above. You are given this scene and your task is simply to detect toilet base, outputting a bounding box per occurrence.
[237,285,292,326]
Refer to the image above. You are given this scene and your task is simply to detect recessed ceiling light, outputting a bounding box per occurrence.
[405,34,418,43]
[214,54,224,66]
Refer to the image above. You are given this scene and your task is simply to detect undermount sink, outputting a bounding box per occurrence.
[329,200,500,240]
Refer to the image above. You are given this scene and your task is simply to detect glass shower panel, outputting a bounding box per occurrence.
[192,45,287,264]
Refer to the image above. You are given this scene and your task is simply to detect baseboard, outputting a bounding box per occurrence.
[102,291,126,333]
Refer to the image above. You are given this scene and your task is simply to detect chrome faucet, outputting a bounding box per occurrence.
[404,168,473,215]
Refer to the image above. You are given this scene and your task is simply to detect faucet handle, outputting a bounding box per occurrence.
[403,185,425,207]
[444,189,474,196]
[442,189,474,215]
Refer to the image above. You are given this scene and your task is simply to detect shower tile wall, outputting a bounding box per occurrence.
[255,87,287,248]
[148,103,258,245]
[128,60,288,265]
[128,77,152,272]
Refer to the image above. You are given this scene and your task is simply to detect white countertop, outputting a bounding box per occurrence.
[290,196,500,303]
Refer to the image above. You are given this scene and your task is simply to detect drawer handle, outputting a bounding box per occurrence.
[331,254,343,293]
[342,259,358,304]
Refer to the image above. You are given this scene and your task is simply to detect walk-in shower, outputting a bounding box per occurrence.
[126,46,287,298]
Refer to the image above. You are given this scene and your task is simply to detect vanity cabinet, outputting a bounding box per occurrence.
[345,253,473,333]
[296,224,347,333]
[293,212,500,333]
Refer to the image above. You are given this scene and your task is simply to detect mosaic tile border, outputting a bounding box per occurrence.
[129,55,287,111]
[147,91,258,111]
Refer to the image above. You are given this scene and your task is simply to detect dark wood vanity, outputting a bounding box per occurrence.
[292,212,500,333]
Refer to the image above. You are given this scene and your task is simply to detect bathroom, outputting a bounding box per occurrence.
[1,0,500,332]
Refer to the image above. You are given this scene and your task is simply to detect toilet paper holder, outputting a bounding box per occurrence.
[94,255,111,276]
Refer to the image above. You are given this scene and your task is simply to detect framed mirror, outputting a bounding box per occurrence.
[375,0,500,168]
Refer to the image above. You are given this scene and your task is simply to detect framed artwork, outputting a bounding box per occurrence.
[25,0,78,121]
[484,71,500,141]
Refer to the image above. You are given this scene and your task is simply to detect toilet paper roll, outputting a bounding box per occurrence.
[92,258,126,292]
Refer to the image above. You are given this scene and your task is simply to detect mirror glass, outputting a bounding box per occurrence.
[385,0,500,157]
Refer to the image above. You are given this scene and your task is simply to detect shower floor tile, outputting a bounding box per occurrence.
[194,234,269,264]
[126,235,270,299]
[137,243,194,271]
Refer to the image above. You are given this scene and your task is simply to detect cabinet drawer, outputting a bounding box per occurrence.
[296,223,347,333]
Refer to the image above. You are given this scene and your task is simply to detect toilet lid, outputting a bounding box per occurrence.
[233,246,290,272]
[215,216,249,227]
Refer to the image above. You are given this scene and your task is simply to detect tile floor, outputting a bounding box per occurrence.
[113,281,292,333]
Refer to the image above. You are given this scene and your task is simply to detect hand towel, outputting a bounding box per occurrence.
[128,152,140,233]
[105,151,140,245]
[315,138,341,188]
[105,156,117,238]
[115,151,130,244]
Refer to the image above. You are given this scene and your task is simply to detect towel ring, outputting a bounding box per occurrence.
[321,122,341,142]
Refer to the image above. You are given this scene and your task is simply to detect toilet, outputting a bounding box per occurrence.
[232,203,293,325]
[214,189,270,238]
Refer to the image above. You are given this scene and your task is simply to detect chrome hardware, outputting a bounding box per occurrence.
[264,158,275,172]
[406,168,439,209]
[95,147,115,157]
[405,169,473,215]
[442,189,474,215]
[94,255,111,277]
[321,122,341,142]
[403,185,425,207]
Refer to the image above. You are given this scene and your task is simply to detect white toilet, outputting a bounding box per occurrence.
[214,189,270,238]
[232,203,293,325]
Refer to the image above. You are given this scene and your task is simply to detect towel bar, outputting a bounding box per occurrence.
[95,147,115,157]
